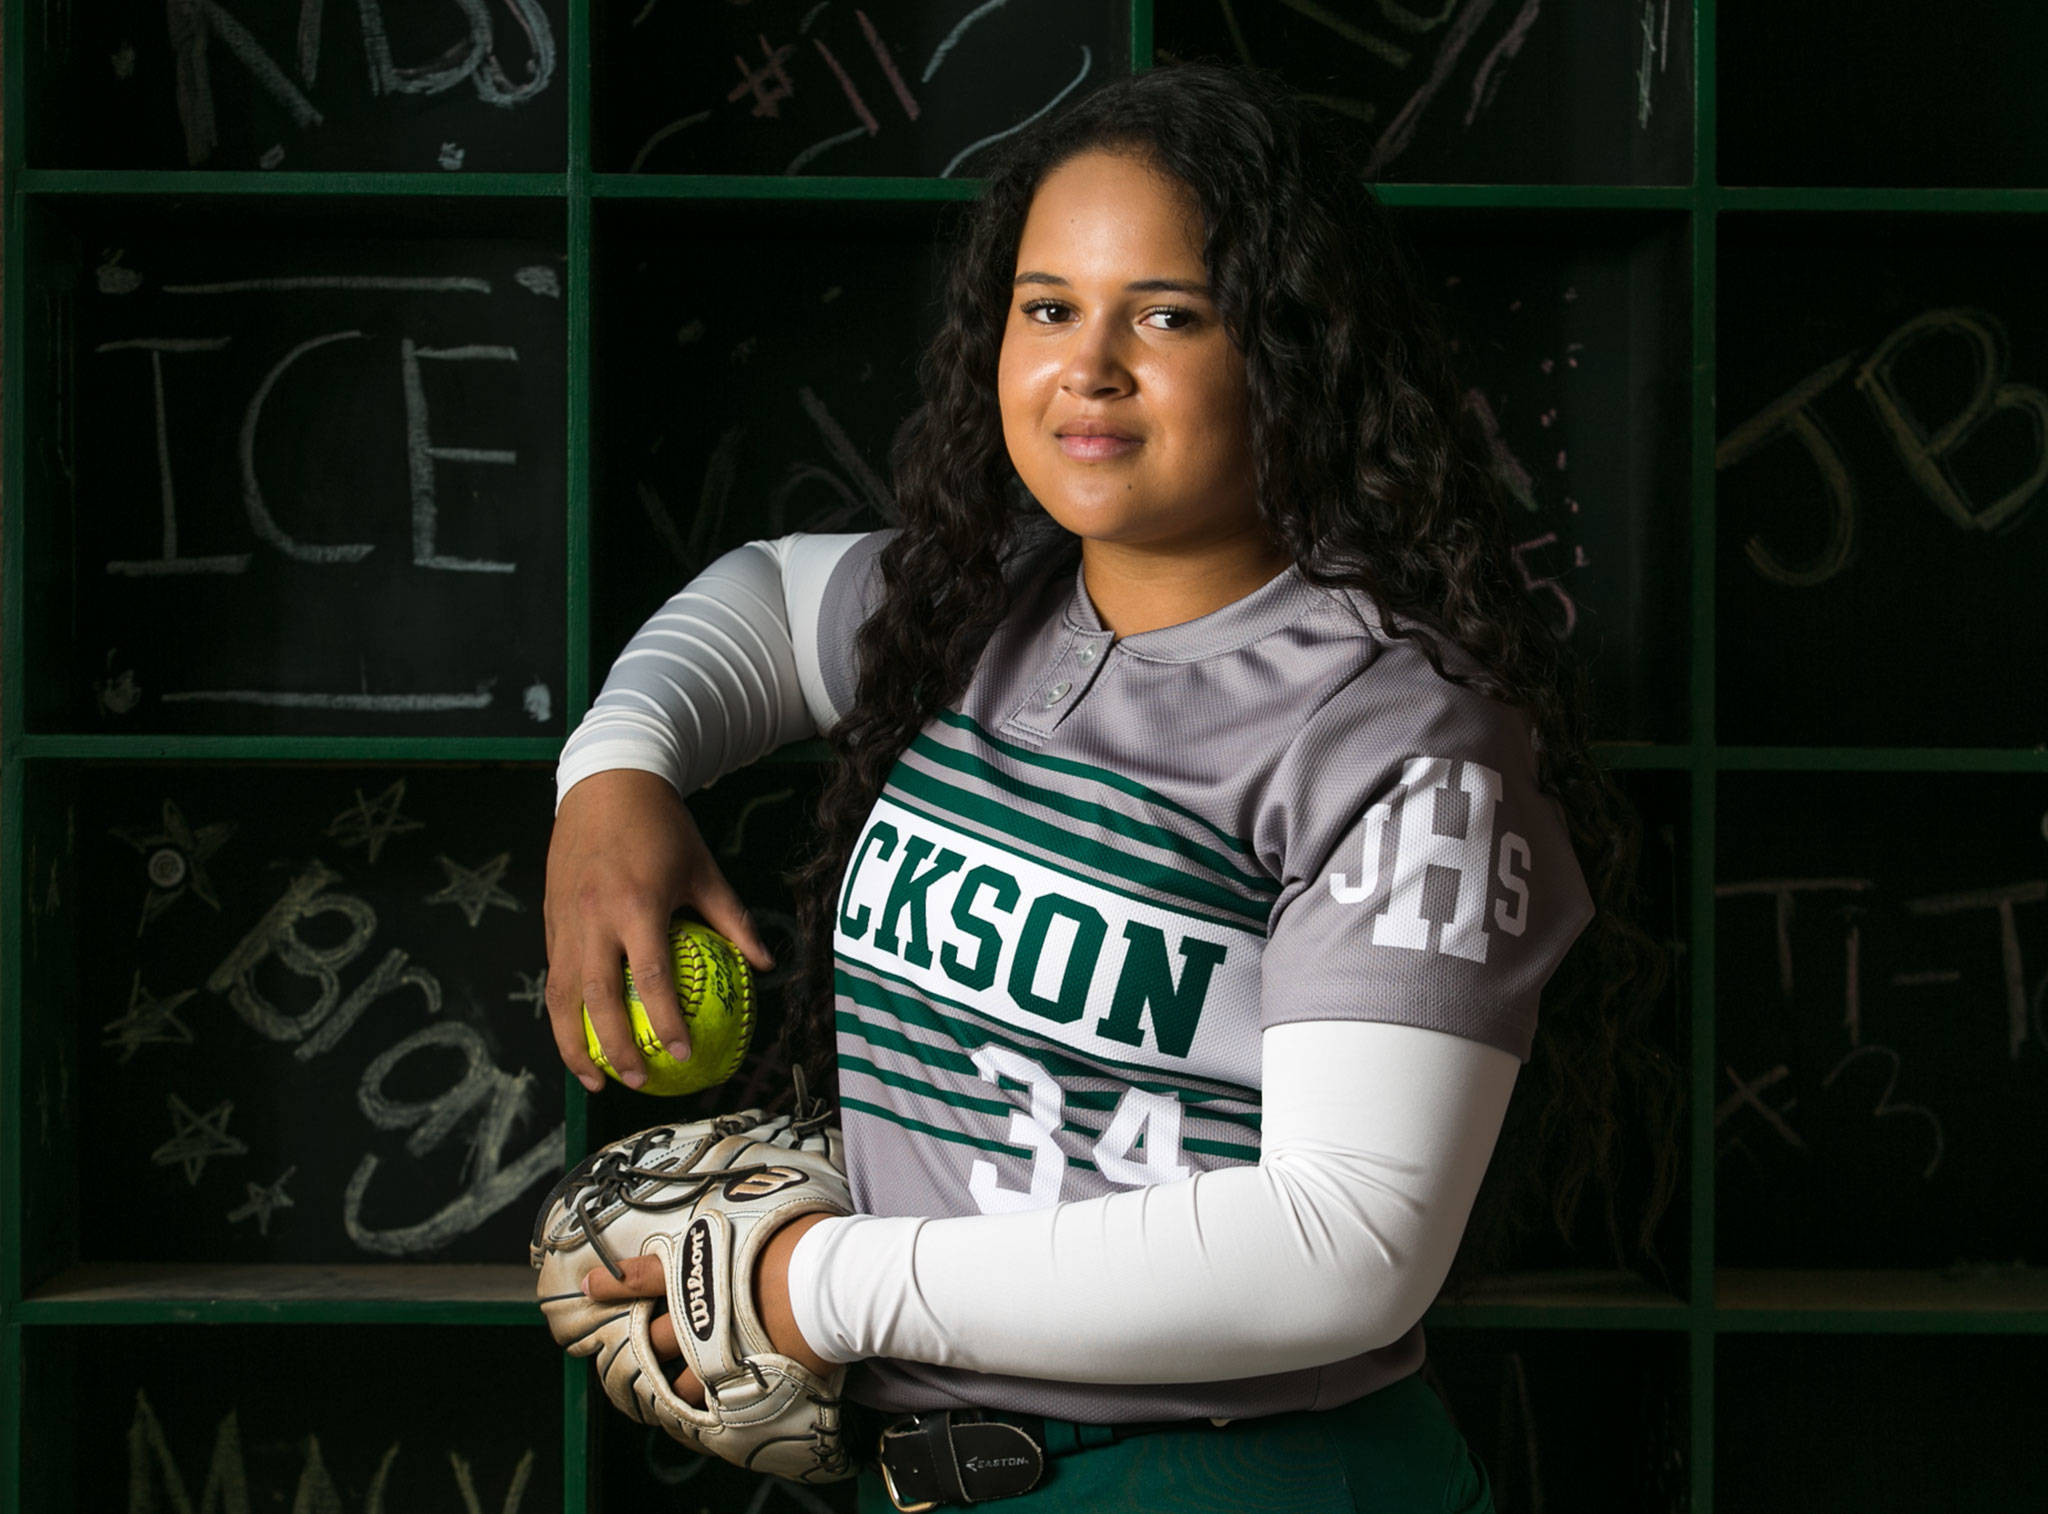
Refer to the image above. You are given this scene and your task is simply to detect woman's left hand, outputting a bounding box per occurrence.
[582,1211,838,1404]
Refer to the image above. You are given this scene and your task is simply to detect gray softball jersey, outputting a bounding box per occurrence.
[815,529,1595,1423]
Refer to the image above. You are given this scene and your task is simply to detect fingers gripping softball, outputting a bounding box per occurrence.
[581,919,756,1097]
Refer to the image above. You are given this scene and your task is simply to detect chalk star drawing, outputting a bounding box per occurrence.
[150,1095,248,1186]
[226,1166,297,1236]
[426,852,523,927]
[100,971,197,1063]
[325,778,425,865]
[511,968,548,1019]
[109,798,234,937]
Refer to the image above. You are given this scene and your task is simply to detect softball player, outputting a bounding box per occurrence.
[547,63,1663,1513]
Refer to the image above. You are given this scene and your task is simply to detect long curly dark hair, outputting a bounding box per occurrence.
[786,62,1683,1296]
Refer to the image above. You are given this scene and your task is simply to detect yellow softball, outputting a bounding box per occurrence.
[582,919,754,1096]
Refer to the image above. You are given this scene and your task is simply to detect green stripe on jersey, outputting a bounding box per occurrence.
[841,1051,1110,1144]
[837,1094,1104,1176]
[839,1010,1263,1134]
[908,733,1277,897]
[932,709,1255,858]
[886,762,1272,929]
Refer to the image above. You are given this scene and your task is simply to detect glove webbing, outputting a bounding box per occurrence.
[537,1123,772,1281]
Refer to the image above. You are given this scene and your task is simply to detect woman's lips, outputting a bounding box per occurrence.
[1057,433,1141,459]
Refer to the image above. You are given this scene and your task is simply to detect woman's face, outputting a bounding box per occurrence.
[998,150,1262,557]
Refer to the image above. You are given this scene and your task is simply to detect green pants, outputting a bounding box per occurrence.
[854,1372,1496,1514]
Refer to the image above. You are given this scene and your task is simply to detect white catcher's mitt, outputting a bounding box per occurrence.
[530,1094,854,1483]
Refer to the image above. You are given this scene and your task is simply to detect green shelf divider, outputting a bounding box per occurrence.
[1426,1302,1694,1334]
[12,1297,541,1327]
[591,172,984,201]
[8,735,566,762]
[18,168,571,198]
[1376,184,1695,209]
[1688,9,1720,1514]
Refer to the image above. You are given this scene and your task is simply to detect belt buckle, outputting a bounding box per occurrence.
[879,1455,939,1513]
[878,1415,941,1513]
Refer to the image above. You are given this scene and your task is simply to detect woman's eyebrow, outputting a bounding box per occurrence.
[1012,271,1213,296]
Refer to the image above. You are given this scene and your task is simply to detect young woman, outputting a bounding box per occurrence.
[544,64,1678,1513]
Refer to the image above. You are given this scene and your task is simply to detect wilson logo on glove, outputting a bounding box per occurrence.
[683,1217,717,1342]
[723,1166,809,1201]
[530,1094,856,1485]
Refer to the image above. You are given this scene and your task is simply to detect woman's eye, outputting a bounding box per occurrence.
[1018,300,1198,330]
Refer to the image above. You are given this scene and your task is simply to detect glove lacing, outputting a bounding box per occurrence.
[534,1067,839,1283]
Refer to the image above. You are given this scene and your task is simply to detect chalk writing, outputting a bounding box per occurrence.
[1635,0,1674,130]
[640,382,895,580]
[1719,307,2048,587]
[636,1425,838,1511]
[326,778,426,865]
[1713,768,2048,1275]
[110,799,233,935]
[192,838,561,1256]
[1441,270,1605,640]
[1908,880,2047,1064]
[154,0,558,168]
[102,971,199,1062]
[82,247,563,731]
[511,968,549,1019]
[347,1020,562,1256]
[621,0,1105,177]
[124,1388,538,1514]
[209,861,417,1052]
[1821,1044,1945,1179]
[427,852,524,928]
[1162,0,1688,185]
[151,1094,249,1185]
[722,789,800,861]
[225,1166,297,1236]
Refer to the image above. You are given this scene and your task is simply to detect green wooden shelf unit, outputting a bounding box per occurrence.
[5,2,2045,1510]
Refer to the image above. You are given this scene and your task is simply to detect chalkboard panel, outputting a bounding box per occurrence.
[23,195,568,737]
[589,199,943,680]
[1405,210,1691,743]
[1715,772,2048,1270]
[596,0,1129,176]
[35,762,563,1268]
[32,0,568,172]
[1716,215,2048,747]
[24,1324,560,1510]
[1717,1334,2048,1512]
[1426,1328,1688,1514]
[1155,1,1694,186]
[1720,0,2048,189]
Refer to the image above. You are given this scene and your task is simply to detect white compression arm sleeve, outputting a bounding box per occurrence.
[554,533,869,812]
[787,1018,1518,1384]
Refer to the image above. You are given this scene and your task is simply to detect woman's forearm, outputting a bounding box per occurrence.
[787,1018,1518,1384]
[555,533,871,811]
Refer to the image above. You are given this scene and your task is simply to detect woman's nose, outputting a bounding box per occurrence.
[1060,318,1133,398]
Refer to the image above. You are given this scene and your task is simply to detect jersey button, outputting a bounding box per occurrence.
[1077,645,1097,665]
[1045,681,1072,706]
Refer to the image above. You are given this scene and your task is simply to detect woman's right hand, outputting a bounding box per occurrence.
[542,768,777,1092]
